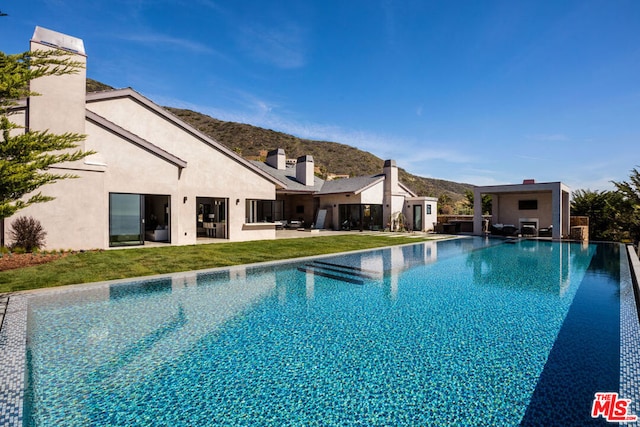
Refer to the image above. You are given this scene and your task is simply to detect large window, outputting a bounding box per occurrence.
[109,193,143,246]
[110,193,171,246]
[246,200,284,223]
[339,204,383,231]
[197,197,227,238]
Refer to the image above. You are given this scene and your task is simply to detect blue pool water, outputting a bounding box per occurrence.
[22,238,624,426]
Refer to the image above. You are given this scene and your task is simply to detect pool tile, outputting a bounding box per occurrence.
[2,240,640,426]
[0,296,27,427]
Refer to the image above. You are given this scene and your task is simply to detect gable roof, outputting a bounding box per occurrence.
[85,88,283,186]
[86,110,188,168]
[398,182,418,197]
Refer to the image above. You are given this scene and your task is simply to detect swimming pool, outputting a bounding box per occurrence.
[1,237,639,426]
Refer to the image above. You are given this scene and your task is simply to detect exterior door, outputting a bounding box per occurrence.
[413,205,423,231]
[109,193,143,246]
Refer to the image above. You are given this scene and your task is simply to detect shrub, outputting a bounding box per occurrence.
[9,216,47,252]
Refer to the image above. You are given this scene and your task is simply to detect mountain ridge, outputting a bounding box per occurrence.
[165,107,473,199]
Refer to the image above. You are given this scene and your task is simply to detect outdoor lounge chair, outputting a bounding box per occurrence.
[490,224,518,236]
[538,225,553,237]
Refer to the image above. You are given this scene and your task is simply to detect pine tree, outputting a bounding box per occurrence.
[0,49,94,218]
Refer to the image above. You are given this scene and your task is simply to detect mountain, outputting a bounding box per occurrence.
[165,107,473,199]
[86,79,114,93]
[86,79,472,199]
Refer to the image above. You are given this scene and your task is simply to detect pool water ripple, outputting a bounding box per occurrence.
[17,238,627,426]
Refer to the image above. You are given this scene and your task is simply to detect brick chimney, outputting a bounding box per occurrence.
[266,148,286,170]
[296,155,314,186]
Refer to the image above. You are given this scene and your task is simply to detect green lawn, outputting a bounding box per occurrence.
[0,234,442,293]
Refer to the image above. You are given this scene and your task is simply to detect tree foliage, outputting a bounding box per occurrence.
[1,49,93,219]
[438,193,452,214]
[612,167,640,244]
[571,168,640,244]
[571,189,629,241]
[462,189,492,215]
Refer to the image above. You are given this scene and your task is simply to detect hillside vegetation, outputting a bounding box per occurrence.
[86,79,472,199]
[86,79,114,93]
[166,107,472,198]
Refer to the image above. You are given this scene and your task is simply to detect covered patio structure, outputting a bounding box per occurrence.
[473,181,571,240]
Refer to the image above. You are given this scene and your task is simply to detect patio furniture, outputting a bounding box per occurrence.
[146,228,168,241]
[539,226,553,237]
[490,224,518,236]
[287,220,304,229]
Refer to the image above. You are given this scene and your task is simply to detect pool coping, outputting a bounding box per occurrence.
[622,244,640,424]
[1,241,640,426]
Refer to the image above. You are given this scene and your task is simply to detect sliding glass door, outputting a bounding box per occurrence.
[339,204,383,231]
[109,193,143,247]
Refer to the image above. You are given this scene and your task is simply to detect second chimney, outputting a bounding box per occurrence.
[266,148,286,170]
[296,155,315,186]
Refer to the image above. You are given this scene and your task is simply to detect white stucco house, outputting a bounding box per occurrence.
[2,27,437,250]
[3,27,285,250]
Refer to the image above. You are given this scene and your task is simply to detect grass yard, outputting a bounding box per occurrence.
[0,234,442,293]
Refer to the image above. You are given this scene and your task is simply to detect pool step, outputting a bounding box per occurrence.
[297,261,381,285]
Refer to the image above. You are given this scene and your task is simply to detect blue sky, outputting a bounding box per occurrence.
[1,0,639,191]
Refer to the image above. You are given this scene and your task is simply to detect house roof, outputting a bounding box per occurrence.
[474,181,569,195]
[251,161,324,193]
[253,160,419,197]
[85,88,284,186]
[398,182,418,197]
[316,175,384,195]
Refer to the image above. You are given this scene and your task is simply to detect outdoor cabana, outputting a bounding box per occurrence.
[472,181,571,240]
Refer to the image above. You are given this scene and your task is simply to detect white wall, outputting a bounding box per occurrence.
[492,193,553,228]
[404,197,438,232]
[4,166,106,250]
